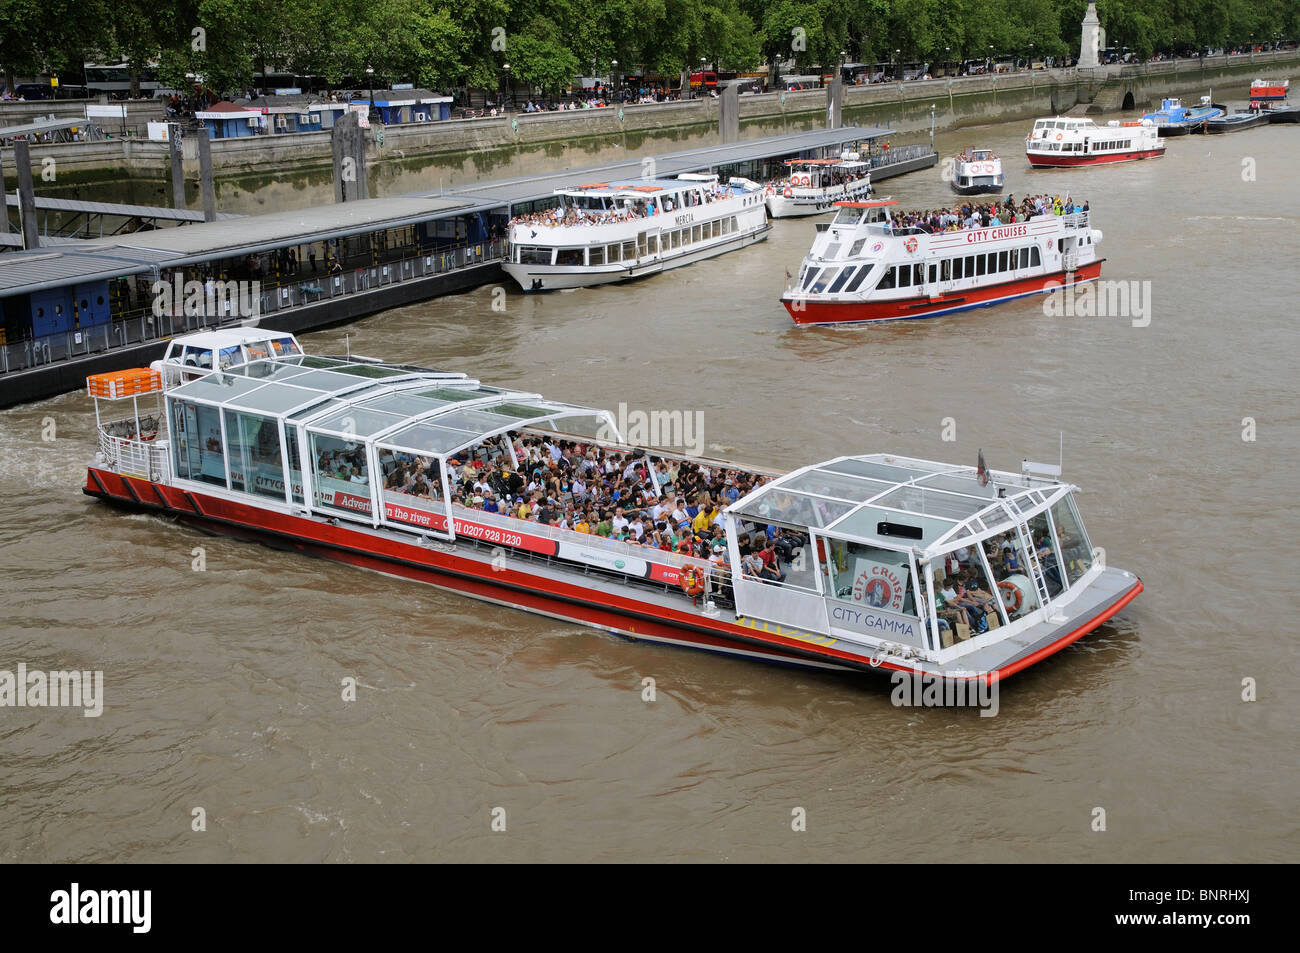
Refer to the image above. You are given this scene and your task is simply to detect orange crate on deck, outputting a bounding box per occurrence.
[87,368,163,399]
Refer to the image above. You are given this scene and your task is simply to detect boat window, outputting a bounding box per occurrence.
[310,432,372,517]
[940,259,951,281]
[224,410,285,500]
[848,238,866,256]
[607,243,621,262]
[928,263,937,283]
[270,337,300,357]
[896,265,911,288]
[824,540,919,617]
[912,263,924,286]
[589,245,604,265]
[827,268,855,294]
[877,267,896,290]
[517,246,552,266]
[218,346,242,370]
[985,525,1036,620]
[172,399,226,488]
[800,268,822,290]
[964,254,975,276]
[975,255,986,276]
[1031,246,1042,267]
[823,242,842,259]
[843,265,872,293]
[986,252,997,273]
[622,240,636,260]
[832,207,862,226]
[691,225,702,243]
[810,268,841,293]
[730,216,738,232]
[378,448,445,524]
[1027,511,1065,598]
[555,248,584,266]
[285,427,305,504]
[998,250,1009,271]
[936,545,1005,637]
[1049,496,1092,587]
[183,346,213,368]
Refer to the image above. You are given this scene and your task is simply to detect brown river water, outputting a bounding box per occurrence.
[1,117,1296,863]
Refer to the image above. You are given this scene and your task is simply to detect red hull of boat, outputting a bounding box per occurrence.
[1026,149,1165,167]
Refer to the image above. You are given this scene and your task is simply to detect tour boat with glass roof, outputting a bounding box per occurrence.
[764,156,873,218]
[950,149,1004,195]
[1026,116,1165,166]
[502,173,769,291]
[81,329,1141,682]
[781,198,1103,325]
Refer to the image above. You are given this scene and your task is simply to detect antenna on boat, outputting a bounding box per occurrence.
[1059,431,1064,475]
[345,332,351,359]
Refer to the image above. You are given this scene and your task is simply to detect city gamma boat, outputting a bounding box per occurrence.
[781,198,1103,325]
[81,328,1142,682]
[502,173,769,291]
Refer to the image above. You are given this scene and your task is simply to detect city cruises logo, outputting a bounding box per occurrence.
[891,670,1000,717]
[1043,277,1152,327]
[597,402,704,456]
[151,276,262,325]
[851,558,908,612]
[0,663,103,717]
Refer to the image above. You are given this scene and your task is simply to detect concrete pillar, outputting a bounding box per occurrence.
[0,148,8,234]
[168,123,186,210]
[197,127,216,222]
[826,77,843,129]
[718,84,739,142]
[13,139,40,250]
[331,111,368,202]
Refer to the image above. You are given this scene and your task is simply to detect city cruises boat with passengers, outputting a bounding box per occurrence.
[781,197,1103,325]
[502,172,769,291]
[1026,116,1165,166]
[1140,96,1224,135]
[765,156,873,218]
[949,148,1004,195]
[82,327,1142,683]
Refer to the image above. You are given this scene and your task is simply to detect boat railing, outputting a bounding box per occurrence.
[449,502,715,576]
[1062,211,1090,229]
[98,420,171,482]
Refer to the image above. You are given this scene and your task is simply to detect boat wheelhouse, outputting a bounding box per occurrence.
[83,333,1141,682]
[153,327,305,389]
[950,149,1004,195]
[781,199,1103,325]
[1248,78,1298,123]
[502,173,769,291]
[1141,96,1224,136]
[764,156,873,218]
[1026,116,1165,167]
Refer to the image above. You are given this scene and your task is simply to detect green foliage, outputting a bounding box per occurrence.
[1,0,1294,96]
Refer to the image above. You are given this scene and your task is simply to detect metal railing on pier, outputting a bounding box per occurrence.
[1,240,506,377]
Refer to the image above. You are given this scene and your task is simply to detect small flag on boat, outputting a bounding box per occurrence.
[977,449,989,486]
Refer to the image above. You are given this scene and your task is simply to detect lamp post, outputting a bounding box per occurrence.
[1028,42,1034,70]
[503,62,511,109]
[987,45,993,74]
[365,66,376,123]
[610,59,617,101]
[895,49,901,81]
[700,57,707,97]
[775,53,782,91]
[945,47,950,77]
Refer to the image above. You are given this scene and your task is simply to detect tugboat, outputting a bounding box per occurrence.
[949,148,1005,195]
[1026,116,1165,167]
[781,197,1102,324]
[1249,78,1298,124]
[1141,96,1224,136]
[81,329,1142,682]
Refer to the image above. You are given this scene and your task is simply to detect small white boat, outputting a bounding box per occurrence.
[502,173,769,291]
[1026,116,1165,167]
[765,155,873,218]
[950,148,1004,195]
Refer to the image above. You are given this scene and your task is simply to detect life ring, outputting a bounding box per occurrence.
[680,566,705,598]
[997,580,1024,612]
[1055,133,1063,141]
[904,237,918,253]
[783,187,793,198]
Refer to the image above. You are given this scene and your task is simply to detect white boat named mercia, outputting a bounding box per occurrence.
[949,149,1005,195]
[764,156,873,218]
[781,198,1103,325]
[82,328,1142,682]
[503,173,769,291]
[1026,116,1166,167]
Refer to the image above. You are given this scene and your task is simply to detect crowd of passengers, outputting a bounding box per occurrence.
[888,193,1089,233]
[931,527,1084,636]
[384,433,806,586]
[509,183,734,229]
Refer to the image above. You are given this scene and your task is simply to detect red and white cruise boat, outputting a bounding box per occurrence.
[80,328,1141,683]
[1026,116,1165,167]
[781,199,1103,325]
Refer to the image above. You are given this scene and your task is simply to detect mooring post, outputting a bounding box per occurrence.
[331,111,368,202]
[826,77,843,129]
[718,84,739,143]
[168,123,186,210]
[13,140,40,250]
[197,127,216,222]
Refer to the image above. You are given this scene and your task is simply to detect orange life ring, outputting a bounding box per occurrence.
[783,187,793,198]
[1055,133,1063,141]
[904,237,918,253]
[680,566,705,597]
[998,580,1024,612]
